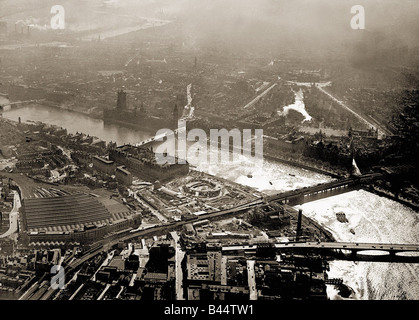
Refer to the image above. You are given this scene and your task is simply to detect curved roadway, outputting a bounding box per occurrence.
[0,190,21,238]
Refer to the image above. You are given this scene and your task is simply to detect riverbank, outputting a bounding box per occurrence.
[103,117,173,133]
[5,102,347,180]
[286,205,335,242]
[263,152,343,179]
[44,101,104,120]
[6,100,103,120]
[6,104,415,213]
[364,185,419,211]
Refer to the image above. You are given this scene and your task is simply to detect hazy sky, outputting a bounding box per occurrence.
[1,0,418,53]
[178,0,419,48]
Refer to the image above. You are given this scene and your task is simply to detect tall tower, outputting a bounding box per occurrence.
[135,102,145,119]
[296,209,303,241]
[173,103,179,125]
[117,90,127,110]
[140,102,145,116]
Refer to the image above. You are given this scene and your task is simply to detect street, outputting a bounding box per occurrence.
[247,260,257,300]
[0,190,20,238]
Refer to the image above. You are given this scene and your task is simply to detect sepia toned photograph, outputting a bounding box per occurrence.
[0,0,418,312]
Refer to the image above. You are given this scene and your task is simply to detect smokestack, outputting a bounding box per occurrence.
[296,209,303,241]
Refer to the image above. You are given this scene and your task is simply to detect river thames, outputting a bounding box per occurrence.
[3,104,418,299]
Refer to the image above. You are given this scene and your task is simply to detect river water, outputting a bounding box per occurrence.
[297,191,419,300]
[3,104,418,300]
[3,104,151,145]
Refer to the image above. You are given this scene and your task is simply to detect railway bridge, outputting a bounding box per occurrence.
[222,242,419,263]
[267,173,382,205]
[275,242,419,263]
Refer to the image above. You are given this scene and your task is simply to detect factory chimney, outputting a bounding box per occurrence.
[296,209,303,241]
[173,103,179,127]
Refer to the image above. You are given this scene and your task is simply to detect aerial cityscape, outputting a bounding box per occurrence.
[0,0,418,309]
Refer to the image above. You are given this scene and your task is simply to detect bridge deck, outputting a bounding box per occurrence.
[274,242,419,252]
[267,173,382,202]
[222,242,419,253]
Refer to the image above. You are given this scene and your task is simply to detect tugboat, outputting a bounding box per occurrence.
[336,212,349,223]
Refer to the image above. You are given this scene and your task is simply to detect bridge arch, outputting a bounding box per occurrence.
[395,251,419,257]
[356,250,391,256]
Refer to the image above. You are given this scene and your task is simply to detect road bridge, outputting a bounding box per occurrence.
[275,241,419,263]
[222,242,419,263]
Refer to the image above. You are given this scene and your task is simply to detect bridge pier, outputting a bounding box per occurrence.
[350,250,358,260]
[389,251,396,261]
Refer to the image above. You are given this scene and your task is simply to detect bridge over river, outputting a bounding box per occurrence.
[222,242,419,263]
[267,173,382,205]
